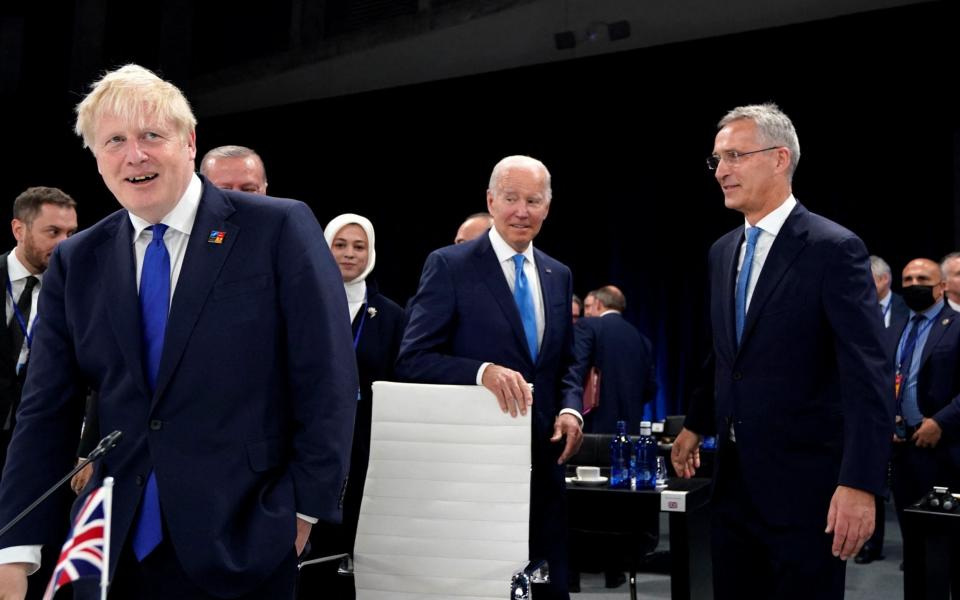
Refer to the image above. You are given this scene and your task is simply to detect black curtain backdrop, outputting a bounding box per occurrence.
[3,1,957,417]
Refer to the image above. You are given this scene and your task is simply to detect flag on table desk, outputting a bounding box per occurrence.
[44,477,114,600]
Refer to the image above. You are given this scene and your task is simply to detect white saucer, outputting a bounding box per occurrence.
[565,476,608,487]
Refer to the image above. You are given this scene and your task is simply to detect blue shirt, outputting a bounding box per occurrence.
[897,299,944,426]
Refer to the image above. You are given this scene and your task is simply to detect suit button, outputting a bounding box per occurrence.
[732,372,742,380]
[150,419,163,430]
[136,475,144,486]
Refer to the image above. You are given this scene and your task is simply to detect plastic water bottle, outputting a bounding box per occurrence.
[634,421,657,490]
[609,420,632,489]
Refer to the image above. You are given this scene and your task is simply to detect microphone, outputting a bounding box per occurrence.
[0,430,123,539]
[87,429,123,461]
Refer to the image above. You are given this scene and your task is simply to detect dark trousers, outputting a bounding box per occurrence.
[861,461,890,557]
[711,442,845,600]
[68,536,298,600]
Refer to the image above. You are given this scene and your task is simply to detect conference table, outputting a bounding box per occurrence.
[566,473,712,600]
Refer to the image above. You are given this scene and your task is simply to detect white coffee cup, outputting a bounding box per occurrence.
[576,466,601,481]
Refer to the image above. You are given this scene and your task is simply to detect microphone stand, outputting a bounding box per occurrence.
[0,430,123,538]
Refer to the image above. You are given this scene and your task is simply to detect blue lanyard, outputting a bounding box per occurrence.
[896,315,935,373]
[352,292,368,401]
[881,300,892,323]
[6,275,37,351]
[352,292,368,351]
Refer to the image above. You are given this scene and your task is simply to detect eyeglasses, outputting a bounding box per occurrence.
[706,146,780,170]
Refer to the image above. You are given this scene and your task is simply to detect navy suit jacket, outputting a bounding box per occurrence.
[563,313,656,435]
[884,292,910,352]
[0,179,358,597]
[686,202,893,528]
[895,304,960,478]
[396,233,577,438]
[394,232,575,586]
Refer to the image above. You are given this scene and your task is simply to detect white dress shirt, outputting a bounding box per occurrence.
[736,195,798,311]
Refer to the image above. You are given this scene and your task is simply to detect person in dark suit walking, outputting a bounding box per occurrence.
[889,258,960,585]
[0,187,78,478]
[0,64,357,600]
[298,213,405,599]
[672,103,892,600]
[565,285,656,435]
[396,155,582,600]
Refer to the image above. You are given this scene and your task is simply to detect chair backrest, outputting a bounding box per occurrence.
[353,382,531,600]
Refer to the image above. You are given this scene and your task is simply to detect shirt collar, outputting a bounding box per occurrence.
[128,173,202,242]
[488,226,536,266]
[600,309,620,317]
[745,194,797,237]
[6,250,41,283]
[912,298,944,321]
[879,291,892,310]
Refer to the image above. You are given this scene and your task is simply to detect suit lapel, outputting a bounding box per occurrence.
[718,232,740,361]
[152,185,238,405]
[472,238,532,363]
[918,307,955,370]
[98,216,152,400]
[738,205,808,352]
[534,249,559,366]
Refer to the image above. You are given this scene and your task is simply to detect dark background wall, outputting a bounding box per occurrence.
[1,1,957,417]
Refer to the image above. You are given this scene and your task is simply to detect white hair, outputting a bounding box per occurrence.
[487,155,552,203]
[719,103,800,181]
[870,255,891,279]
[940,251,960,278]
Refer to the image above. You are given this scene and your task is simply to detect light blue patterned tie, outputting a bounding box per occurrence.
[132,224,169,561]
[512,254,538,362]
[735,227,763,346]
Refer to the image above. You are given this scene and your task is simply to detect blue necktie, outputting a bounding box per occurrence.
[132,224,170,561]
[735,227,763,345]
[512,254,538,362]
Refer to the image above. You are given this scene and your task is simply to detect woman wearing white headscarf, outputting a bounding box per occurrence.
[299,214,404,599]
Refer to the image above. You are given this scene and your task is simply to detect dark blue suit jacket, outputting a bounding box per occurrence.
[884,292,910,352]
[396,233,578,435]
[686,202,893,528]
[896,304,960,480]
[0,179,358,597]
[395,232,575,594]
[563,313,656,435]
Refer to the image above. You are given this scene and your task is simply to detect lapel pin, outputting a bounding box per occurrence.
[208,230,226,244]
[545,267,552,274]
[367,306,378,318]
[943,318,950,326]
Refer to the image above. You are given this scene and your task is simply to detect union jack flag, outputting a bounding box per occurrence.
[44,477,114,600]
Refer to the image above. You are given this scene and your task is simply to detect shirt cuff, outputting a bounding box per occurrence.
[559,408,583,427]
[297,513,318,525]
[476,362,493,386]
[0,546,41,575]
